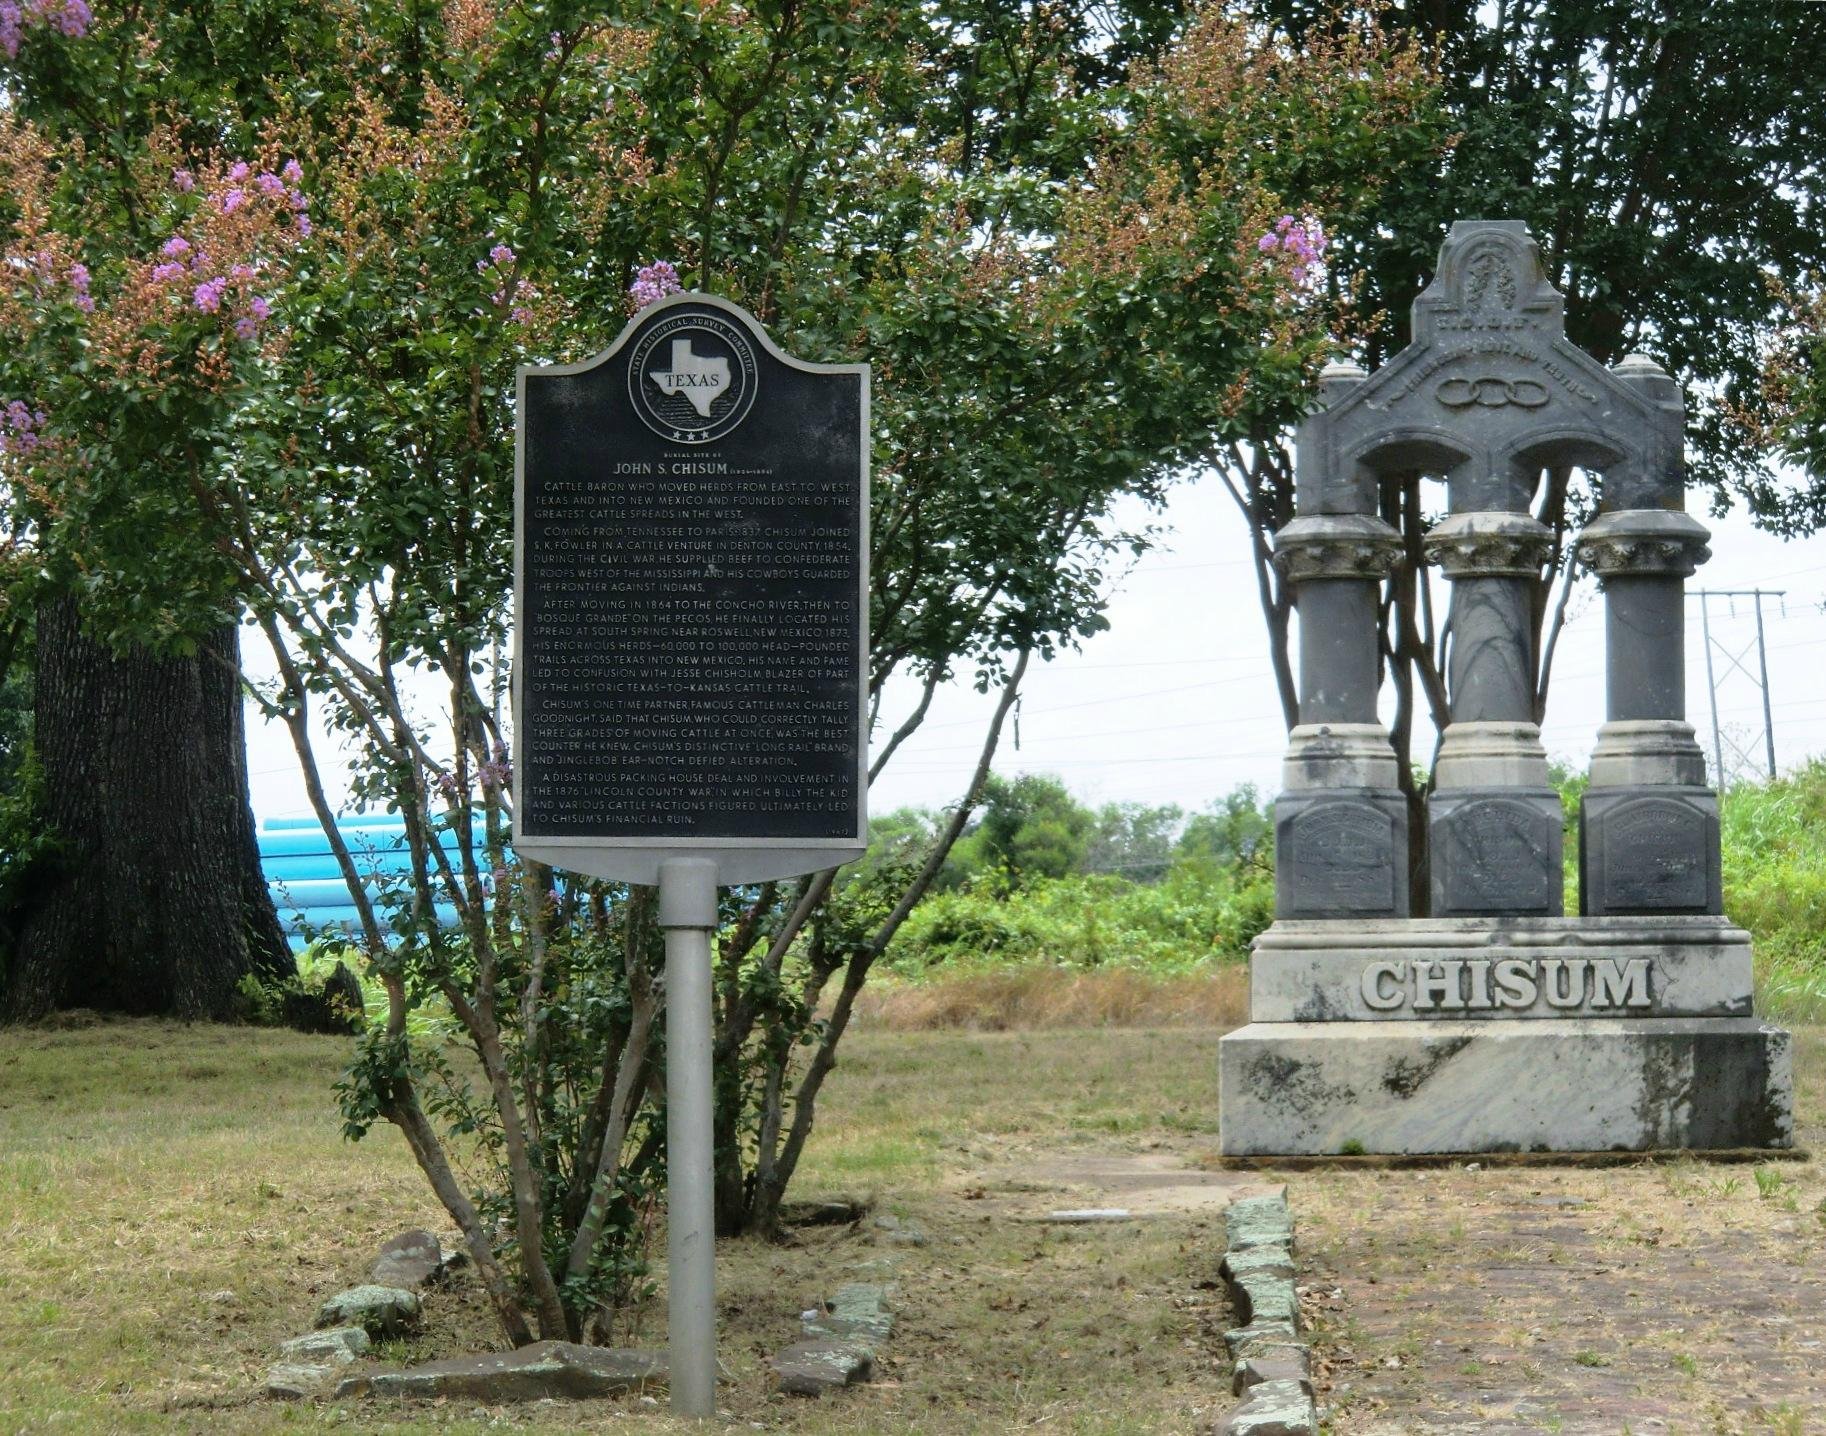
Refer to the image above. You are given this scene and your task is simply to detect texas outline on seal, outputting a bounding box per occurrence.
[627,311,758,444]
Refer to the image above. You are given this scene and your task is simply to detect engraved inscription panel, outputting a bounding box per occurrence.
[1603,797,1708,911]
[1288,802,1396,911]
[1437,798,1554,913]
[1359,956,1654,1014]
[517,301,864,842]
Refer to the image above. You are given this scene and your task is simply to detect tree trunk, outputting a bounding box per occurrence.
[1,594,293,1021]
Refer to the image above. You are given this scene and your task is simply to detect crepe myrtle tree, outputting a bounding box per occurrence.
[1745,277,1826,517]
[0,0,327,1017]
[9,0,1438,1342]
[285,0,1436,1339]
[650,5,1442,1236]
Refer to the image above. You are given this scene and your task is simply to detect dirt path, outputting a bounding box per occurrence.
[1296,1153,1826,1435]
[956,1143,1277,1219]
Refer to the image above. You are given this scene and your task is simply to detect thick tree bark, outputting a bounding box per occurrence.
[1,594,292,1021]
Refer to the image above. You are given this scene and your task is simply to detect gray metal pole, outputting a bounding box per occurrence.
[1754,590,1777,779]
[657,857,719,1418]
[1699,589,1725,788]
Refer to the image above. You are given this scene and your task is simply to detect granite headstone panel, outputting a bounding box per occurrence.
[1581,788,1722,917]
[1274,792,1407,919]
[1428,791,1562,916]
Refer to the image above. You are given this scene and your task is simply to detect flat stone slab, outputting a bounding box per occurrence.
[1037,1207,1137,1223]
[1215,1377,1317,1435]
[1219,1017,1791,1156]
[802,1281,895,1348]
[1250,915,1753,1021]
[316,1284,421,1337]
[371,1229,444,1289]
[1234,1348,1312,1396]
[771,1338,874,1396]
[265,1361,339,1400]
[1225,1192,1294,1251]
[278,1326,369,1364]
[993,1151,1273,1219]
[340,1342,666,1402]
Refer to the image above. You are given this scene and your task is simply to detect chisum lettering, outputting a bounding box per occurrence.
[1360,957,1652,1011]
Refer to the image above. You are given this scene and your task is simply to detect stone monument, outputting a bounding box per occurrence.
[1219,221,1793,1156]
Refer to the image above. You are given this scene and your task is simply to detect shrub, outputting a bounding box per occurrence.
[884,858,1274,977]
[1721,761,1826,1022]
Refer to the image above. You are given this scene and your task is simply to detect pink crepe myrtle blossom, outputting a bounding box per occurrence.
[221,188,247,214]
[0,399,46,454]
[161,235,191,260]
[295,214,312,237]
[248,296,271,321]
[1257,214,1327,286]
[192,278,226,313]
[629,259,681,310]
[233,316,257,340]
[227,161,250,183]
[2,0,88,55]
[151,261,186,283]
[172,168,195,192]
[281,159,303,185]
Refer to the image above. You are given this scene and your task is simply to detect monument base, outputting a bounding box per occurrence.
[1218,1017,1792,1156]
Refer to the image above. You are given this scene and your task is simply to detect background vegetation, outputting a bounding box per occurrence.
[857,764,1826,1025]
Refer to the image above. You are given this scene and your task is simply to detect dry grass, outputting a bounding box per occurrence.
[0,1013,1237,1435]
[5,982,1814,1435]
[851,962,1249,1032]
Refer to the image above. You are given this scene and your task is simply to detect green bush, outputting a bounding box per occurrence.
[1721,761,1826,1022]
[884,858,1274,977]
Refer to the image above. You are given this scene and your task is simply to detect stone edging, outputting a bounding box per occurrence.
[770,1278,896,1395]
[1213,1188,1317,1436]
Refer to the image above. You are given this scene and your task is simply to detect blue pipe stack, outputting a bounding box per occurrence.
[257,814,506,950]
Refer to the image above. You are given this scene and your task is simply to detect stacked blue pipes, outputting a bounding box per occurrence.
[258,814,494,951]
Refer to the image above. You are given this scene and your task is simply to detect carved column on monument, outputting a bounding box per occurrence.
[1577,354,1721,915]
[1423,505,1563,917]
[1271,361,1408,919]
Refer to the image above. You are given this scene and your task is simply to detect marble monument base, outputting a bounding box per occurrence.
[1217,915,1793,1156]
[1218,1017,1792,1156]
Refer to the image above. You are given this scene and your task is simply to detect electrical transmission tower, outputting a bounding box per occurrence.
[1690,588,1784,785]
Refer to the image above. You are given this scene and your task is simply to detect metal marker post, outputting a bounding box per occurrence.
[658,857,719,1417]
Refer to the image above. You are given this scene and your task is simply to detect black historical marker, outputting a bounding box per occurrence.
[513,294,868,885]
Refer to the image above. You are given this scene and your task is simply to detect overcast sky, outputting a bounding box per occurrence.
[243,473,1826,828]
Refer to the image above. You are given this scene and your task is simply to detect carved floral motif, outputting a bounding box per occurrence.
[1576,529,1711,578]
[1422,526,1554,577]
[1273,527,1404,581]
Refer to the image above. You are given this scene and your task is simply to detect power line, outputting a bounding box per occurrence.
[1692,588,1783,782]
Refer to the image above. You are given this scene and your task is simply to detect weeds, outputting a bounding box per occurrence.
[1753,1166,1790,1200]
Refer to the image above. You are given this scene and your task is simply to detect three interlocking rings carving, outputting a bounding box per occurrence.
[1434,376,1550,409]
